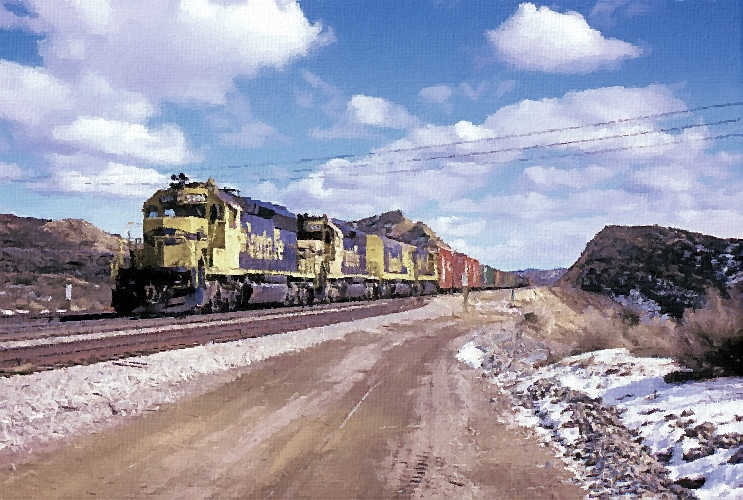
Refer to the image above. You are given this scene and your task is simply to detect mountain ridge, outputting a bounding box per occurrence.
[352,209,450,250]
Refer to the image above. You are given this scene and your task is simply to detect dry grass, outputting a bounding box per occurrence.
[514,285,743,377]
[675,288,743,376]
[0,274,112,313]
[515,286,673,357]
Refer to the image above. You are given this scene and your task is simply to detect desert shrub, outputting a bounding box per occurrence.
[537,286,676,359]
[13,274,34,286]
[674,288,743,377]
[621,308,641,327]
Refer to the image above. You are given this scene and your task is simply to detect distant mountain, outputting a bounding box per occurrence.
[560,225,743,318]
[520,268,567,286]
[353,210,450,250]
[0,214,121,313]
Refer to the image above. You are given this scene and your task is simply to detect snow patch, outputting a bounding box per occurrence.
[456,341,485,368]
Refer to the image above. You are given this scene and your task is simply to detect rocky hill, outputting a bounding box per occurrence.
[353,210,450,249]
[0,214,121,313]
[560,225,743,319]
[520,268,567,286]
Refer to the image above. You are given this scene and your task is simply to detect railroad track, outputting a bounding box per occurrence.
[0,298,427,375]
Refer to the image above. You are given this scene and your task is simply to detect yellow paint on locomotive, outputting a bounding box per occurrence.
[414,251,437,281]
[136,181,246,275]
[342,245,361,268]
[365,235,416,281]
[296,217,345,280]
[366,235,383,278]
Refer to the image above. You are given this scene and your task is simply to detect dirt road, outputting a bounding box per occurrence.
[1,293,583,499]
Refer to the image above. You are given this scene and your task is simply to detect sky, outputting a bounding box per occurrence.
[0,0,741,270]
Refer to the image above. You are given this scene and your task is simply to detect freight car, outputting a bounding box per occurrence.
[437,248,479,292]
[112,177,441,315]
[479,264,529,289]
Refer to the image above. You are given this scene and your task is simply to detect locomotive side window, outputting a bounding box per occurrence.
[164,208,175,217]
[146,205,159,218]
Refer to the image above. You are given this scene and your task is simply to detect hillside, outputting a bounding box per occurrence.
[0,214,121,313]
[520,268,566,286]
[353,210,450,250]
[560,224,743,318]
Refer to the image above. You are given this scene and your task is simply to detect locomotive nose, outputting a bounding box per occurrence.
[143,217,207,269]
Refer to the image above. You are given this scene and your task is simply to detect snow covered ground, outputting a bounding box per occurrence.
[459,338,743,499]
[0,297,460,463]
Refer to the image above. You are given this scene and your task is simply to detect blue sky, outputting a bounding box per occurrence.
[0,0,741,270]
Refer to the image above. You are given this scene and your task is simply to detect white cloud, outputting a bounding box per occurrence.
[347,95,419,130]
[487,3,641,73]
[218,122,284,148]
[419,85,453,105]
[28,0,331,105]
[631,165,694,192]
[0,162,22,181]
[482,85,688,159]
[525,165,614,189]
[677,209,743,238]
[30,158,169,198]
[430,216,486,239]
[0,60,72,128]
[311,94,420,139]
[589,0,650,28]
[480,192,558,219]
[2,0,329,195]
[48,163,169,197]
[460,81,490,101]
[52,118,192,164]
[494,80,515,98]
[76,72,154,123]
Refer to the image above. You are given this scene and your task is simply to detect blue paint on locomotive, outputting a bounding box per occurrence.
[236,197,299,273]
[332,218,368,275]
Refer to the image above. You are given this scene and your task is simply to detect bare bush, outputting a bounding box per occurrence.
[675,288,743,376]
[519,286,676,361]
[522,285,742,378]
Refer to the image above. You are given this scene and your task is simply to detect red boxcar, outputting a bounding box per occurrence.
[438,247,454,290]
[452,251,465,289]
[467,256,480,290]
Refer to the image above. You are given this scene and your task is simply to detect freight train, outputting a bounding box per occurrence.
[112,176,526,315]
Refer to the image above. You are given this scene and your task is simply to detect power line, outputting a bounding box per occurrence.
[305,132,743,179]
[50,127,743,186]
[282,118,741,179]
[6,102,743,186]
[220,100,743,172]
[16,125,743,186]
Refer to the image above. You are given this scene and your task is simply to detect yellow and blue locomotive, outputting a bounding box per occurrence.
[112,176,439,314]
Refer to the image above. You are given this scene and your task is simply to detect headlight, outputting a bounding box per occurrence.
[184,193,206,203]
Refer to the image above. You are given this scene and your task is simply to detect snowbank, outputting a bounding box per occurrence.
[459,332,743,499]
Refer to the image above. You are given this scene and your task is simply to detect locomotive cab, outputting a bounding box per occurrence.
[296,214,344,279]
[139,178,244,274]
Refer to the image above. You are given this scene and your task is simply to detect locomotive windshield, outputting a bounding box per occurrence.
[158,203,207,218]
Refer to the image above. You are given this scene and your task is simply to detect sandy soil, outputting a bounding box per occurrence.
[0,291,583,499]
